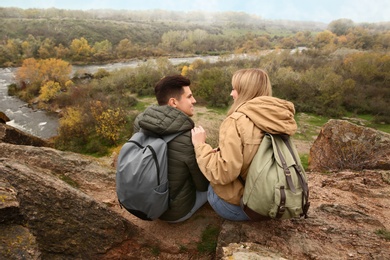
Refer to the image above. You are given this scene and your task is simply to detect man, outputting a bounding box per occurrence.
[134,75,209,223]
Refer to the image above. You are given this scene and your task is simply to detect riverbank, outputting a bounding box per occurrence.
[0,55,225,139]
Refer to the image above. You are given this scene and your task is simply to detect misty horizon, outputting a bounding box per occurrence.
[1,0,389,24]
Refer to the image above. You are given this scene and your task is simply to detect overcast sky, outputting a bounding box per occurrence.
[1,0,389,24]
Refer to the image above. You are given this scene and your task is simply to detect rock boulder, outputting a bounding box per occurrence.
[309,119,390,171]
[0,123,51,147]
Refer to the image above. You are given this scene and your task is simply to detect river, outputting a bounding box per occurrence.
[0,67,60,138]
[0,55,225,139]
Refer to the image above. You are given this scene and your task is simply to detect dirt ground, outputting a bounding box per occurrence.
[95,151,390,259]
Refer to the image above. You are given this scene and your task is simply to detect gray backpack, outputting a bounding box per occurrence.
[116,130,181,221]
[240,133,310,221]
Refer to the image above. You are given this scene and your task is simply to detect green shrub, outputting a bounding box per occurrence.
[300,154,309,171]
[375,229,390,241]
[7,83,18,96]
[197,225,220,254]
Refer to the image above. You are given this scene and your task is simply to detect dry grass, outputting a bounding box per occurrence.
[192,106,225,148]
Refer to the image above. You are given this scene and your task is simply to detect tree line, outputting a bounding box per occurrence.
[2,8,389,155]
[1,8,389,67]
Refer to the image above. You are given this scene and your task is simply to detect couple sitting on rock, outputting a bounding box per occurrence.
[134,69,296,222]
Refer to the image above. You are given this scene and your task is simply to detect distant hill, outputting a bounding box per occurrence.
[0,7,327,46]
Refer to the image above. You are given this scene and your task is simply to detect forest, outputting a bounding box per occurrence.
[1,7,389,155]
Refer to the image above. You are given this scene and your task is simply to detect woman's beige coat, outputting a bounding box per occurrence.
[194,96,297,205]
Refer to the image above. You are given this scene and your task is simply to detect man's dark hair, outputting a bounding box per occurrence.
[155,75,191,105]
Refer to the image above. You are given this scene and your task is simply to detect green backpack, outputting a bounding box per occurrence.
[240,133,310,221]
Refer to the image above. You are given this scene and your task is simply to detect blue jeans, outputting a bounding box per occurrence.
[207,185,250,221]
[167,191,208,223]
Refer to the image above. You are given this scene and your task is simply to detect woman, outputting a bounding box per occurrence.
[191,68,297,221]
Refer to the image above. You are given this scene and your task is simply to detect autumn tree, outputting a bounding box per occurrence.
[4,39,22,64]
[15,58,42,95]
[237,35,272,53]
[160,30,186,51]
[345,27,374,49]
[93,40,113,61]
[341,51,390,121]
[181,65,194,76]
[21,34,40,59]
[55,107,90,151]
[294,31,312,47]
[187,29,210,53]
[336,35,348,46]
[39,80,62,102]
[38,38,56,59]
[15,58,72,101]
[115,38,134,59]
[328,19,355,36]
[59,107,86,137]
[91,101,126,144]
[342,52,390,83]
[279,37,296,49]
[314,30,337,49]
[54,44,70,59]
[0,45,11,66]
[254,36,272,49]
[376,31,390,50]
[69,37,92,61]
[41,58,72,85]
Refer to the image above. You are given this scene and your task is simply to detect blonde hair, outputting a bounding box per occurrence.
[227,68,272,115]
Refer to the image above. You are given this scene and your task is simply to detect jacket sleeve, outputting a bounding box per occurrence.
[187,153,209,191]
[183,131,209,191]
[194,116,244,185]
[171,131,209,192]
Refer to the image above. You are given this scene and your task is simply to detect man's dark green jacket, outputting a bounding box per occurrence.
[134,105,209,221]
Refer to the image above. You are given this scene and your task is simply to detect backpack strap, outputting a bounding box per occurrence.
[280,135,310,218]
[272,135,293,218]
[276,186,287,219]
[273,135,297,193]
[162,131,184,143]
[241,203,272,221]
